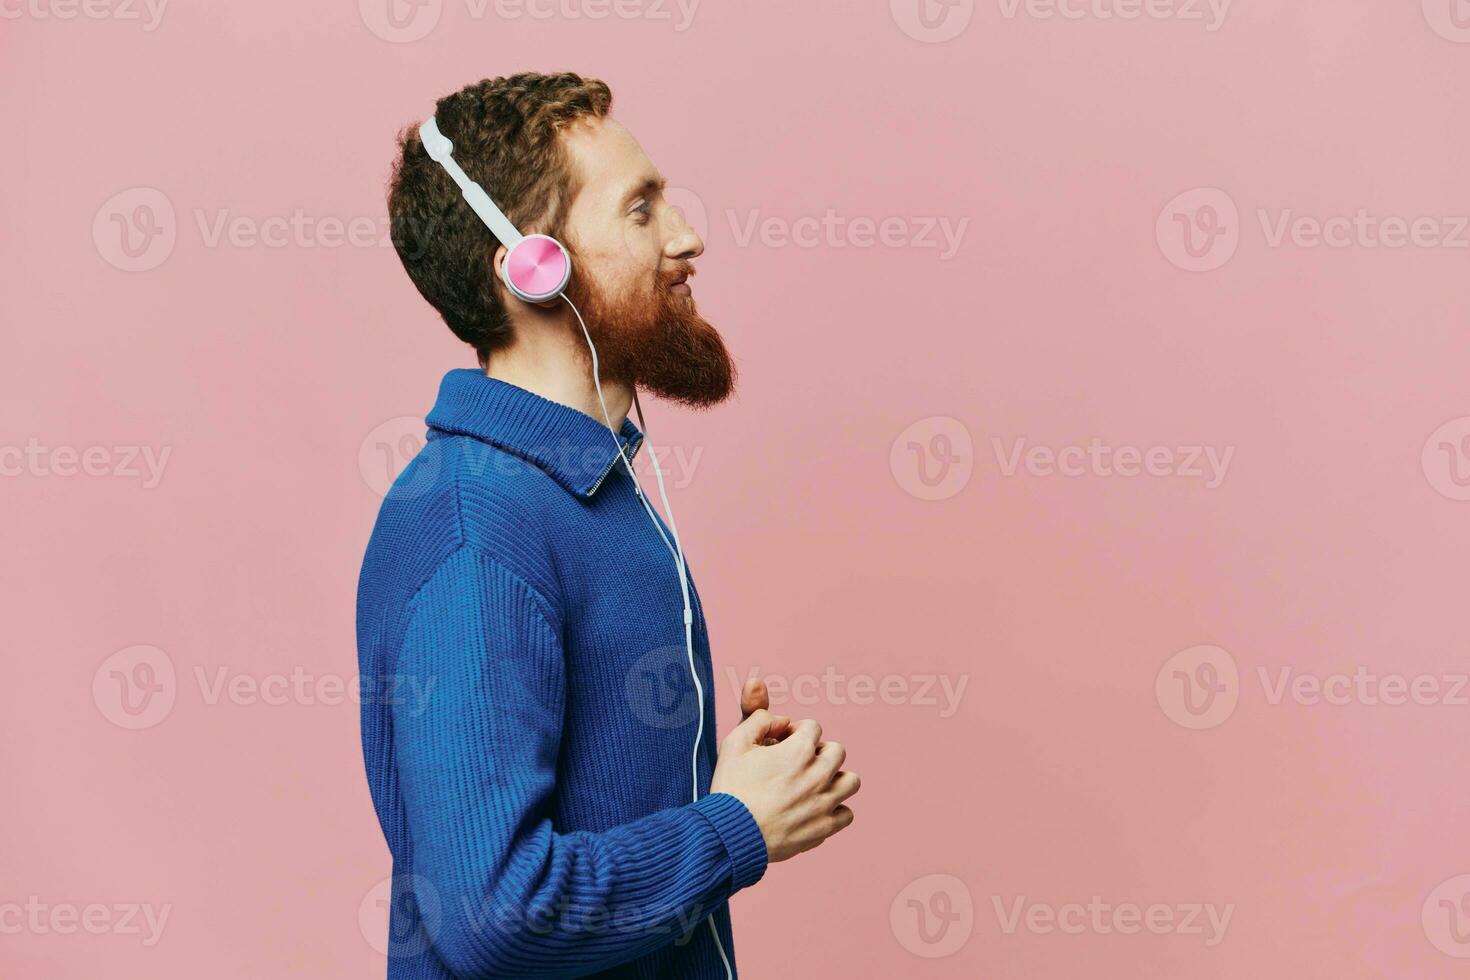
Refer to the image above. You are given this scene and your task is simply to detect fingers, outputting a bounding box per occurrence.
[740,677,770,721]
[786,718,822,752]
[825,769,861,805]
[728,708,791,749]
[758,710,796,745]
[831,804,854,832]
[813,739,846,778]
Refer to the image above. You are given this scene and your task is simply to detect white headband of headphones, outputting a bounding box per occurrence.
[419,117,524,249]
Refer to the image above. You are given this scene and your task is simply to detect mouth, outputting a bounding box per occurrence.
[668,272,692,295]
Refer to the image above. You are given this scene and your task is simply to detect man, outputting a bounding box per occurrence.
[357,72,859,979]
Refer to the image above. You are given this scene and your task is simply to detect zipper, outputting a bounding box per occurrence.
[586,437,641,496]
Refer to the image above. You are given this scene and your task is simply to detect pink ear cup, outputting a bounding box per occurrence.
[504,234,571,301]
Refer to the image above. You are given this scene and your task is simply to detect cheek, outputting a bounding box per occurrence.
[574,225,659,296]
[589,250,654,298]
[616,223,662,270]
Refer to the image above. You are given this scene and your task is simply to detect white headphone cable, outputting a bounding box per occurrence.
[564,294,735,980]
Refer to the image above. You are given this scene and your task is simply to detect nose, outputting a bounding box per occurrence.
[663,203,704,261]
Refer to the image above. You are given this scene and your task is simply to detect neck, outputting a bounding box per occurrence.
[483,306,633,429]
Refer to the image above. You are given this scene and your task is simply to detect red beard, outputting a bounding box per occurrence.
[563,259,736,409]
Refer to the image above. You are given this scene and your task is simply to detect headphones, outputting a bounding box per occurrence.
[418,111,734,979]
[419,116,572,304]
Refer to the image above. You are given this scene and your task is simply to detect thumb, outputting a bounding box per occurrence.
[740,678,770,720]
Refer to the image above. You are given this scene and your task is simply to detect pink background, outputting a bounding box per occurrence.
[5,0,1470,976]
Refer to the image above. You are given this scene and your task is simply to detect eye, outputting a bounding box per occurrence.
[630,200,652,224]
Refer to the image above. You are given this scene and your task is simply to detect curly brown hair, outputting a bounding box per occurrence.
[387,72,613,363]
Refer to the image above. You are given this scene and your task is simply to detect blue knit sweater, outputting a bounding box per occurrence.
[357,369,768,980]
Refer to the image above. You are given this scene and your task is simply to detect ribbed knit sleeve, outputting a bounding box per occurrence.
[392,546,768,979]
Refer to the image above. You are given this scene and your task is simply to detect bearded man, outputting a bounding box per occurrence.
[356,72,859,980]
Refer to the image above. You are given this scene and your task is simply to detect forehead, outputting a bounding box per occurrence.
[560,116,658,208]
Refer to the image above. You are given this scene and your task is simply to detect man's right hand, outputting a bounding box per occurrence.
[709,709,860,863]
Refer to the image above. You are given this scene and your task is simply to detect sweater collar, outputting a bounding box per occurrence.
[425,368,644,499]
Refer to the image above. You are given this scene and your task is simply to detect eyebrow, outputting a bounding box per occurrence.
[620,174,666,207]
